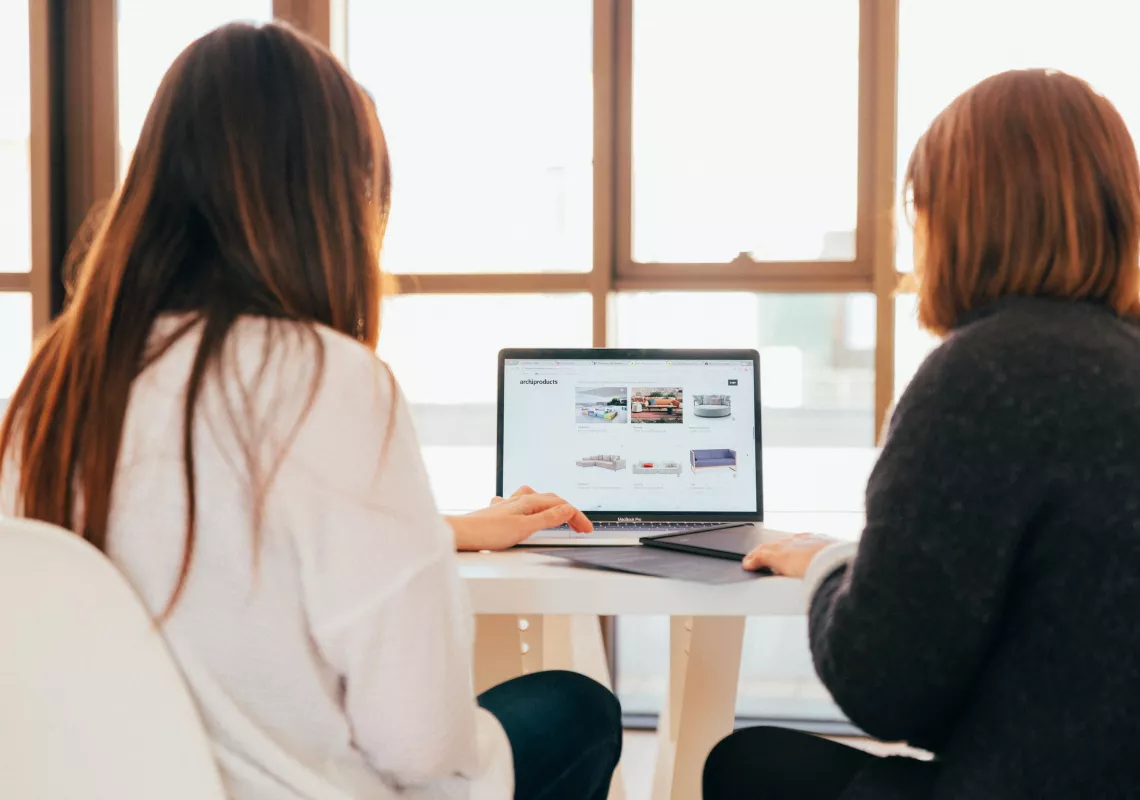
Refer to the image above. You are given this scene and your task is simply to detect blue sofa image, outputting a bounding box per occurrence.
[690,448,737,471]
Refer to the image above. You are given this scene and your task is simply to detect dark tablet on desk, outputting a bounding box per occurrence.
[536,546,765,584]
[640,523,768,563]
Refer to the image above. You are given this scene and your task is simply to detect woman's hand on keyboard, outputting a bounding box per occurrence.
[447,487,593,551]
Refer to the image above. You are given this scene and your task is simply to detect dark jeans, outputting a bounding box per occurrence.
[703,726,876,800]
[478,670,623,800]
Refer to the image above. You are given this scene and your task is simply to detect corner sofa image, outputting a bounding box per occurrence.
[632,461,682,476]
[576,455,626,471]
[693,395,731,418]
[690,448,737,471]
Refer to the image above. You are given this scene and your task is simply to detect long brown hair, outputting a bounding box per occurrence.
[905,68,1140,335]
[0,22,392,613]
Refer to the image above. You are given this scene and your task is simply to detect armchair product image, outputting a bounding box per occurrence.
[576,455,627,471]
[690,448,737,471]
[693,394,731,418]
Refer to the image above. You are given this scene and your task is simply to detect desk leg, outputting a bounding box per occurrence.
[651,616,746,800]
[473,615,525,695]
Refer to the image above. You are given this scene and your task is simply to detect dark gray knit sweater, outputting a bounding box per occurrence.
[811,297,1140,799]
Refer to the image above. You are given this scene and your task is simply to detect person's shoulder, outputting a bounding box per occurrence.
[228,316,382,367]
[905,298,1140,418]
[226,316,394,398]
[942,297,1140,374]
[956,295,1134,343]
[217,318,404,462]
[309,323,394,391]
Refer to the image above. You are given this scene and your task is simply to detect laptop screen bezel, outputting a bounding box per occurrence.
[497,348,763,523]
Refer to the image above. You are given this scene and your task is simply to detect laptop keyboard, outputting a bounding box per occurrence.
[545,521,726,532]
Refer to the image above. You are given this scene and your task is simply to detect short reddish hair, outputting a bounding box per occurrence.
[905,69,1140,335]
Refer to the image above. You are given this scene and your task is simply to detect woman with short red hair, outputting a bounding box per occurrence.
[707,68,1140,799]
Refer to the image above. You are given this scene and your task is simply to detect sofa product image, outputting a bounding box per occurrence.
[631,397,681,414]
[693,395,731,418]
[576,455,626,471]
[580,405,620,420]
[632,461,682,476]
[690,448,737,471]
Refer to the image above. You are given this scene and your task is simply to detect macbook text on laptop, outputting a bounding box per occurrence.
[497,349,763,546]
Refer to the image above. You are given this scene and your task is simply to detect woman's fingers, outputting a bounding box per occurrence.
[566,507,593,533]
[509,492,593,533]
[491,485,535,505]
[743,541,798,573]
[742,544,780,572]
[742,533,834,578]
[524,503,578,532]
[513,492,567,513]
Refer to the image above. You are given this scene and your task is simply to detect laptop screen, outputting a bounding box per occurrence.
[500,355,760,515]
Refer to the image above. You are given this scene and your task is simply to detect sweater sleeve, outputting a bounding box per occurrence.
[809,333,1058,745]
[279,341,511,795]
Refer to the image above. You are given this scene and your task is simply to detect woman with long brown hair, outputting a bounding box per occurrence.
[705,69,1140,798]
[0,22,620,799]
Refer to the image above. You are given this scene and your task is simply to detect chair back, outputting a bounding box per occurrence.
[0,516,226,800]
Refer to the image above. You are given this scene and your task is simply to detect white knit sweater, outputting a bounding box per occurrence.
[0,317,512,799]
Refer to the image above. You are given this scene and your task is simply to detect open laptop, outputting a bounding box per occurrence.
[497,348,763,546]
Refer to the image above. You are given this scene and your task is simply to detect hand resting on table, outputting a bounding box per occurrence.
[742,532,839,578]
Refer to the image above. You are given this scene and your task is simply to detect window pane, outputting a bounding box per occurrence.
[0,0,31,273]
[615,292,874,724]
[633,1,859,263]
[0,293,32,403]
[378,294,592,509]
[616,292,875,512]
[117,0,272,176]
[348,1,593,274]
[894,293,939,404]
[896,0,1140,271]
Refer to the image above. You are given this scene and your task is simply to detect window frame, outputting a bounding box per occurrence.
[6,0,118,341]
[13,1,910,441]
[320,0,904,437]
[613,1,868,286]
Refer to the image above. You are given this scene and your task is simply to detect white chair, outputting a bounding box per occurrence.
[0,516,226,800]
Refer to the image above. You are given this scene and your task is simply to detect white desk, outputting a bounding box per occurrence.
[461,549,807,616]
[458,513,862,800]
